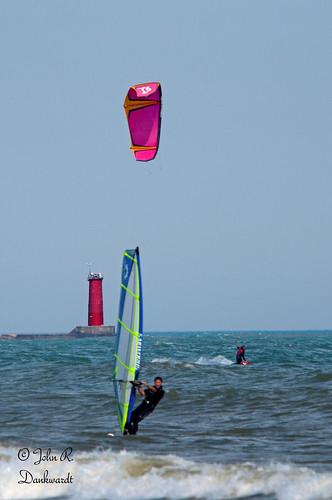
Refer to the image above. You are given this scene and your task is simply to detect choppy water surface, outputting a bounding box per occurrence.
[1,331,332,499]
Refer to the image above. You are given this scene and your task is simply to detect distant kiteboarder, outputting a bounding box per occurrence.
[236,346,246,364]
[123,377,165,435]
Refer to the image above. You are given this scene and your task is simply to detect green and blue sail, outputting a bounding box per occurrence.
[113,247,143,433]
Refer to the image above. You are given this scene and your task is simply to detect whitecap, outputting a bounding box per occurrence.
[1,446,332,500]
[151,357,171,364]
[151,357,195,369]
[195,355,233,366]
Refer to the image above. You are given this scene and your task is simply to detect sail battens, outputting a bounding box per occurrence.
[120,283,139,301]
[114,353,136,373]
[117,318,139,338]
[113,247,143,433]
[124,251,137,263]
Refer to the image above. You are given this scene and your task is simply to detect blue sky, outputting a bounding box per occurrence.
[0,1,331,332]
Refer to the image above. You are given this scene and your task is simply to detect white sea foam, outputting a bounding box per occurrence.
[195,355,233,366]
[152,357,172,364]
[151,357,194,368]
[152,355,233,368]
[1,446,332,500]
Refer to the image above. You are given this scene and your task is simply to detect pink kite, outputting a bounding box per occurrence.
[123,82,162,161]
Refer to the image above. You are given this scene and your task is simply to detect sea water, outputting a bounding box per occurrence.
[1,331,332,499]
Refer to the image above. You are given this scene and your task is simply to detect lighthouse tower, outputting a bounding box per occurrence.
[88,272,104,326]
[68,268,115,337]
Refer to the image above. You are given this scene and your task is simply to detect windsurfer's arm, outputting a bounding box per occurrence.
[137,386,146,396]
[142,381,157,392]
[129,380,145,396]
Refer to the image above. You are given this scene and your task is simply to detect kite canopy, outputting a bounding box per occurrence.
[123,82,162,161]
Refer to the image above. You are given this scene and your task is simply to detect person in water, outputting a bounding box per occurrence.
[236,345,246,364]
[123,376,165,435]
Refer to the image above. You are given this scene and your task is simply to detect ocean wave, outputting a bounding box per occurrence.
[2,446,332,500]
[151,358,194,368]
[151,357,174,364]
[151,355,234,368]
[195,355,233,366]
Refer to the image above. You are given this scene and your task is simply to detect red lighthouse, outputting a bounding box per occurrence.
[88,272,104,326]
[68,270,114,337]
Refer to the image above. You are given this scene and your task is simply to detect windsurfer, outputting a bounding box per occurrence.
[236,346,246,364]
[123,377,164,435]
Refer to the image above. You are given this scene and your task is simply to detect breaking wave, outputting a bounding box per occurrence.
[151,355,234,368]
[151,357,194,368]
[195,355,233,366]
[1,446,332,500]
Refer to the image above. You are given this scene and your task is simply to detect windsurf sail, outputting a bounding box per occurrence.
[113,247,143,433]
[123,82,162,161]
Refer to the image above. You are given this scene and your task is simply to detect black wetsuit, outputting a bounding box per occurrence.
[124,385,164,435]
